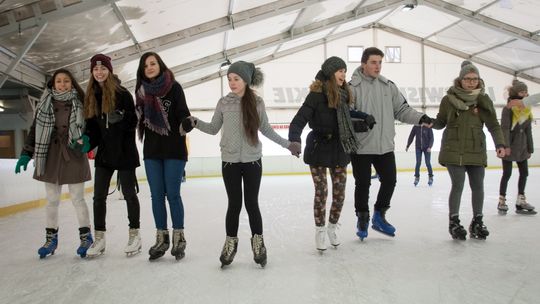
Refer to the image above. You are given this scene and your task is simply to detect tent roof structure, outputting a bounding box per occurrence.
[1,0,539,114]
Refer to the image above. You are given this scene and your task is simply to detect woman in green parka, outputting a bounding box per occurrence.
[432,60,506,241]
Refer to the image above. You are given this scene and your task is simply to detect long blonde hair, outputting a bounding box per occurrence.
[84,74,120,118]
[325,76,352,108]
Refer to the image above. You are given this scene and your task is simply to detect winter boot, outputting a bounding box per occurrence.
[148,229,170,260]
[428,175,433,186]
[448,215,467,240]
[124,228,142,256]
[219,236,238,268]
[327,223,340,247]
[38,228,58,259]
[171,229,187,260]
[414,176,419,186]
[469,215,489,240]
[516,194,537,215]
[86,230,106,257]
[497,195,509,215]
[372,208,396,237]
[315,226,327,251]
[251,234,267,267]
[77,227,93,258]
[356,212,370,241]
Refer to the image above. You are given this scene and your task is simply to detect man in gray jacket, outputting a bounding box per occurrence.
[349,47,432,240]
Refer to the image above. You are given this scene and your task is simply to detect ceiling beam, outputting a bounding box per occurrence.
[378,23,540,84]
[64,0,322,81]
[418,0,540,46]
[110,1,141,55]
[121,0,403,91]
[0,0,119,37]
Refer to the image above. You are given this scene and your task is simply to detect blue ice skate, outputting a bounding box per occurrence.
[371,210,396,237]
[356,212,369,241]
[38,228,58,259]
[77,231,93,258]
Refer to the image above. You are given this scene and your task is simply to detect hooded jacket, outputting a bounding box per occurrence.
[349,67,423,154]
[289,80,351,167]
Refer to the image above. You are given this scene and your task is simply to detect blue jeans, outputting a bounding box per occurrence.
[415,149,433,177]
[144,159,186,230]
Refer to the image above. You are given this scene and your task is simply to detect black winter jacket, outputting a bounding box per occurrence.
[288,80,350,167]
[85,87,140,170]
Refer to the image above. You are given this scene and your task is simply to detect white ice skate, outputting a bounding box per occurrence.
[327,223,340,247]
[315,226,327,252]
[86,231,105,257]
[498,195,508,215]
[124,228,142,256]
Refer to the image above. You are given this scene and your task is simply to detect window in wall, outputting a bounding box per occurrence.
[348,46,364,62]
[385,46,401,63]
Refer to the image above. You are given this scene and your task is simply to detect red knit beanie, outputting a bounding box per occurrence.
[90,54,113,72]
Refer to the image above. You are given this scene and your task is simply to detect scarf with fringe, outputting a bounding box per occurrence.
[136,70,174,140]
[34,88,84,176]
[336,87,358,153]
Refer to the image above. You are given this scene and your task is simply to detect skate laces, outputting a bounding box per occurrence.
[222,238,237,256]
[252,235,264,255]
[80,233,92,247]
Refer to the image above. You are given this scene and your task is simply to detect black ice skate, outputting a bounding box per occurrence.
[220,236,238,268]
[251,234,267,268]
[149,230,169,261]
[171,229,187,261]
[469,215,489,240]
[448,215,466,240]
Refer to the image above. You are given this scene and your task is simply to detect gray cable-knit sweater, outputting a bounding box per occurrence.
[196,92,290,163]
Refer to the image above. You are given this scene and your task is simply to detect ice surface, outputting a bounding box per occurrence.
[1,168,539,304]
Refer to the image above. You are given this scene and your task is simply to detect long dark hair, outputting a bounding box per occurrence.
[242,85,260,146]
[135,52,174,92]
[48,68,85,100]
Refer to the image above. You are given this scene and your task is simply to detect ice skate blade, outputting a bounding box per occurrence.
[125,249,142,257]
[470,235,487,240]
[174,253,185,261]
[39,250,55,259]
[498,210,508,215]
[372,226,395,237]
[516,210,537,215]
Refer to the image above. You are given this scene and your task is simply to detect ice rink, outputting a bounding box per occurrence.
[1,168,539,304]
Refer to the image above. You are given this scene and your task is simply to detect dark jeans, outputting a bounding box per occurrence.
[351,152,397,213]
[93,166,140,231]
[415,149,433,177]
[222,159,263,237]
[144,159,186,230]
[446,165,484,217]
[500,159,528,196]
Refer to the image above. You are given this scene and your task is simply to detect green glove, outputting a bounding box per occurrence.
[15,155,31,174]
[70,135,91,153]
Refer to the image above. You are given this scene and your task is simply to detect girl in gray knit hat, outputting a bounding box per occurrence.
[498,79,536,215]
[181,60,301,268]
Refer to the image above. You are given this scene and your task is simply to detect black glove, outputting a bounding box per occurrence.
[108,110,124,124]
[364,114,376,129]
[352,119,369,132]
[181,117,194,133]
[419,114,433,125]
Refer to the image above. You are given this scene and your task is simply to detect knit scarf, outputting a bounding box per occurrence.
[136,70,174,139]
[34,88,83,176]
[446,86,483,110]
[336,87,358,153]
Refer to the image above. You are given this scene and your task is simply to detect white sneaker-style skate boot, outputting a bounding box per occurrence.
[124,228,142,256]
[315,226,327,251]
[497,195,508,215]
[516,194,537,215]
[327,222,340,247]
[87,230,105,257]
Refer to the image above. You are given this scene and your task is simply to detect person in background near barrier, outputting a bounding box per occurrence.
[288,56,374,251]
[136,52,190,261]
[498,79,536,215]
[15,68,93,259]
[81,54,142,257]
[348,47,433,241]
[406,124,434,186]
[432,60,506,240]
[182,61,301,268]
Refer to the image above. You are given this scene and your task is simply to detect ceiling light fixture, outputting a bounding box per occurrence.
[220,58,232,69]
[402,4,416,11]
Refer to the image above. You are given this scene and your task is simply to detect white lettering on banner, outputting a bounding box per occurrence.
[268,86,500,104]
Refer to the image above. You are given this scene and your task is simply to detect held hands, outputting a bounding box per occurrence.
[419,115,434,128]
[496,146,506,158]
[505,147,511,156]
[15,155,31,174]
[288,141,302,158]
[69,135,90,153]
[180,116,197,136]
[364,114,376,129]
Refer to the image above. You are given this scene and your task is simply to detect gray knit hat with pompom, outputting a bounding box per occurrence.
[459,60,480,80]
[227,61,264,87]
[509,79,528,97]
[321,56,347,79]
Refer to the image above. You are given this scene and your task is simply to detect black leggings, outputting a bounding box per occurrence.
[222,160,263,237]
[499,159,528,196]
[93,166,140,231]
